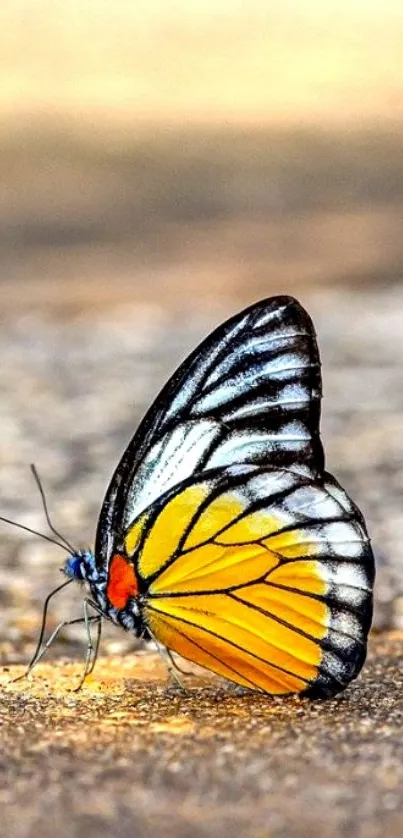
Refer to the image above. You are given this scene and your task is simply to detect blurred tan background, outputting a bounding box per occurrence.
[1,0,403,315]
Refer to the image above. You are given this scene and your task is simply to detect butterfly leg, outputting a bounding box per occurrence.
[161,647,187,695]
[11,578,74,682]
[166,648,194,678]
[11,614,97,683]
[72,599,103,692]
[87,614,103,676]
[146,628,187,693]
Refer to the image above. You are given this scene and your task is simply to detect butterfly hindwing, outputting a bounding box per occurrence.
[121,465,373,697]
[95,296,324,571]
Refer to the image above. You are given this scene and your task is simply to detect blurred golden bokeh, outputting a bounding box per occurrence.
[1,1,403,125]
[0,1,402,314]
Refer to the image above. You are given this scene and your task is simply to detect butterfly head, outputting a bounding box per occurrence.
[63,549,95,582]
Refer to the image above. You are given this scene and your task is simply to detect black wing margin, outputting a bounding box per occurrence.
[95,296,324,570]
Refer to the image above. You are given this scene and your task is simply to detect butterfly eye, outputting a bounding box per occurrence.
[64,555,85,580]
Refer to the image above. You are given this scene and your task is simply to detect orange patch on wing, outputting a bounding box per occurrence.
[107,554,138,610]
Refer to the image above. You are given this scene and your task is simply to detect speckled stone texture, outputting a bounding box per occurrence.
[1,638,403,838]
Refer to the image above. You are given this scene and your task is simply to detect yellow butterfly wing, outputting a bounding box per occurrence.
[124,466,374,697]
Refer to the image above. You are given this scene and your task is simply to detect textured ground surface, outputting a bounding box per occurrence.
[1,636,403,838]
[1,284,403,836]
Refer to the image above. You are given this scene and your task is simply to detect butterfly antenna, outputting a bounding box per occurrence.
[30,464,76,554]
[0,515,70,553]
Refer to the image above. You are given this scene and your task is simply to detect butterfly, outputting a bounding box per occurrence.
[12,296,375,698]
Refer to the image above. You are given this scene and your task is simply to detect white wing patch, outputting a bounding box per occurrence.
[203,331,310,387]
[206,423,311,470]
[123,420,220,525]
[162,314,249,424]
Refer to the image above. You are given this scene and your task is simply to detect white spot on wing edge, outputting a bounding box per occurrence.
[253,302,291,328]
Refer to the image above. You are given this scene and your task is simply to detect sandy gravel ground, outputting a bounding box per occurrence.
[1,635,403,838]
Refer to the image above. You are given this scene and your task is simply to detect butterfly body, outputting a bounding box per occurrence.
[55,295,374,697]
[63,550,147,636]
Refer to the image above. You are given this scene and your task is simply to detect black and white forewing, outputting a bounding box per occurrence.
[95,296,323,569]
